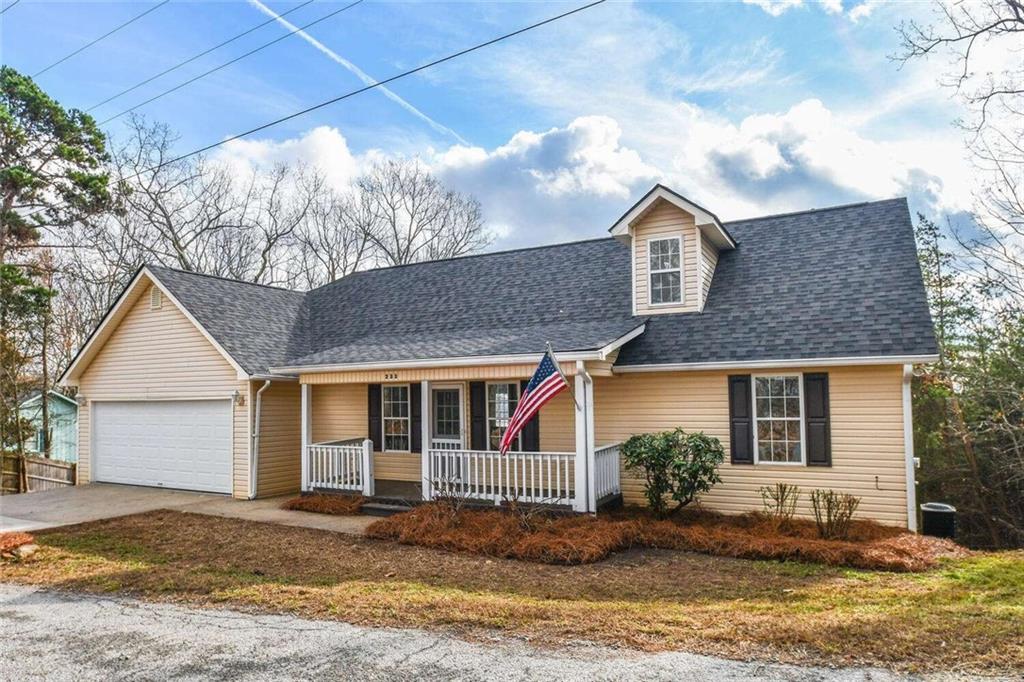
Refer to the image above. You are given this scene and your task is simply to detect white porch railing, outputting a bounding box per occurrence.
[594,443,622,502]
[431,437,463,451]
[428,449,575,506]
[305,438,374,496]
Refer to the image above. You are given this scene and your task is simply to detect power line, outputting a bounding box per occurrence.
[27,0,606,220]
[99,0,364,125]
[86,0,316,113]
[0,0,22,16]
[133,0,607,173]
[33,0,170,78]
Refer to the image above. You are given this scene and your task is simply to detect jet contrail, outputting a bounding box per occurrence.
[248,0,468,145]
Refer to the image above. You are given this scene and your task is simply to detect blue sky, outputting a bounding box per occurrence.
[1,0,979,249]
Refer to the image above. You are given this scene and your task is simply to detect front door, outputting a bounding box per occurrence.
[431,386,463,451]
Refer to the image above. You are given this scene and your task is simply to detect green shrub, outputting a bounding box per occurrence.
[621,428,724,518]
[810,489,860,539]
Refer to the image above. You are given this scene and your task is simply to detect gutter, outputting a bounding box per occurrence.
[902,365,919,532]
[249,379,272,499]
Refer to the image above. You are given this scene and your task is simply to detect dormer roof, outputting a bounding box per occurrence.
[608,184,737,250]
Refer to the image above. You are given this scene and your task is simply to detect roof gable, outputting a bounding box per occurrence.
[609,184,736,250]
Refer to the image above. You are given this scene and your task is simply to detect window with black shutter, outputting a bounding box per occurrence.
[728,375,754,464]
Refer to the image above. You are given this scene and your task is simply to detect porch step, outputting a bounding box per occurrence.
[361,501,414,517]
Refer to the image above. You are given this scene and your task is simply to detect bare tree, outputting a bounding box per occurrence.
[897,0,1023,312]
[293,188,373,289]
[357,160,492,267]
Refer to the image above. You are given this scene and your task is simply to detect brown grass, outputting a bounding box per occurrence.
[280,493,364,515]
[0,531,35,554]
[1,510,1020,674]
[367,504,966,571]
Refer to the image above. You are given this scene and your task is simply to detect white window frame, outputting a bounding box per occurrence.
[647,236,684,306]
[381,383,411,453]
[431,383,465,449]
[486,381,521,452]
[751,373,806,466]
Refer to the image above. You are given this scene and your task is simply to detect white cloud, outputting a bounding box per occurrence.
[743,0,805,17]
[214,125,362,189]
[847,1,880,22]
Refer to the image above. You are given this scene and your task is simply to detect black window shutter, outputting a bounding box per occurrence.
[367,384,382,452]
[728,375,754,464]
[409,383,422,453]
[519,379,540,452]
[803,373,831,466]
[469,381,487,451]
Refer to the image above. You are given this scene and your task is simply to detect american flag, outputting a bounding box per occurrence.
[499,350,569,454]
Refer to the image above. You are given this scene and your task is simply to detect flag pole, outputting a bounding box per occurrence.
[546,341,581,411]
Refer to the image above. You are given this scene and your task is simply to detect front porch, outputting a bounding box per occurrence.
[297,367,622,512]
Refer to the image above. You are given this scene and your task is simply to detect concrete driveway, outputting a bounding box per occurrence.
[0,483,374,535]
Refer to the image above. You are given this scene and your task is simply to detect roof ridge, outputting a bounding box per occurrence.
[723,197,907,225]
[147,264,305,294]
[311,235,619,291]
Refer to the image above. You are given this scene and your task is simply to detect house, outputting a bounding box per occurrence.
[58,185,937,528]
[18,390,79,463]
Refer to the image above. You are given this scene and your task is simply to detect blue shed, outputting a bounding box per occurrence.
[18,390,78,463]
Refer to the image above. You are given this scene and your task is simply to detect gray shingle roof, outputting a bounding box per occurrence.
[148,266,308,375]
[614,197,937,366]
[147,196,935,374]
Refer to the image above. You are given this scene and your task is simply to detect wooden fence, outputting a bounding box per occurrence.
[0,452,76,494]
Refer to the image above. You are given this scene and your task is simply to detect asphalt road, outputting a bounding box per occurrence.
[0,583,966,681]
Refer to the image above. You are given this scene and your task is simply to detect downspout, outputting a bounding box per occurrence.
[249,380,272,499]
[902,365,918,532]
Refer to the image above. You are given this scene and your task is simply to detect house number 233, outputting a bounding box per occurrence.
[382,373,399,380]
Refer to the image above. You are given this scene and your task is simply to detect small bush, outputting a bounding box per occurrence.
[760,482,801,522]
[280,494,364,515]
[0,532,34,554]
[620,428,724,518]
[810,489,860,540]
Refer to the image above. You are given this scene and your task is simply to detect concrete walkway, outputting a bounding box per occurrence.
[0,483,375,535]
[0,584,949,682]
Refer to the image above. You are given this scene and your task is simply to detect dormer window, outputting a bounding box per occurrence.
[649,237,682,305]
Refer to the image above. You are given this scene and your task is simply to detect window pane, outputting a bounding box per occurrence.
[756,397,770,418]
[651,271,681,304]
[757,421,771,440]
[771,397,785,418]
[785,397,801,418]
[786,420,801,441]
[785,377,800,396]
[770,377,784,396]
[758,442,772,460]
[786,442,800,462]
[755,377,769,395]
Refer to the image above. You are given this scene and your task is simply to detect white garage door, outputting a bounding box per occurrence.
[92,400,233,494]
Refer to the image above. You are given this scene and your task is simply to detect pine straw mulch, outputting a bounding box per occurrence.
[0,531,35,555]
[367,504,968,572]
[280,493,365,515]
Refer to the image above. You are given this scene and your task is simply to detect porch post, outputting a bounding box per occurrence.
[421,379,432,501]
[584,371,596,513]
[361,439,374,497]
[300,383,311,492]
[573,366,589,513]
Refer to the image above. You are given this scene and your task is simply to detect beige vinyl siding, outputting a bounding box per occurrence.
[76,283,250,498]
[634,201,699,315]
[254,380,301,497]
[700,231,719,307]
[301,363,580,385]
[594,365,908,526]
[311,383,418,482]
[538,389,575,452]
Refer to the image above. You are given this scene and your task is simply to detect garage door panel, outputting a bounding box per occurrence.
[93,400,232,494]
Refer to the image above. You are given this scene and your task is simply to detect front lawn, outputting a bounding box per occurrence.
[1,510,1021,674]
